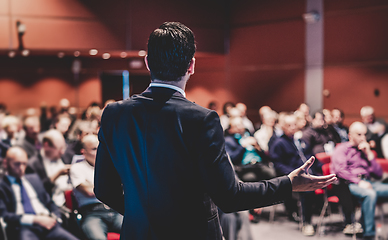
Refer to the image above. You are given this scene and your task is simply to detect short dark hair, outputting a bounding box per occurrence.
[333,108,345,118]
[312,111,324,120]
[147,22,196,81]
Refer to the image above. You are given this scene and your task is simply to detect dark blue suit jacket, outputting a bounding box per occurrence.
[269,134,321,176]
[94,86,292,240]
[0,173,60,228]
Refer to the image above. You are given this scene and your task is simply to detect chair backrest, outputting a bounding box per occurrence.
[64,190,74,210]
[315,152,331,164]
[321,163,333,190]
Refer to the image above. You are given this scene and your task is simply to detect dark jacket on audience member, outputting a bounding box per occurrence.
[269,134,321,176]
[0,174,60,228]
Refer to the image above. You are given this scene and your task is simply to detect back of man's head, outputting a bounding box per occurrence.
[147,22,196,81]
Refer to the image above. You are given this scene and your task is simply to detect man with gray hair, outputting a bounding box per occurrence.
[360,106,387,158]
[26,129,72,208]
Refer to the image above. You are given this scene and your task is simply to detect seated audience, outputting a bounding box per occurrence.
[236,103,255,134]
[332,108,349,142]
[26,129,72,209]
[16,116,42,158]
[301,111,340,155]
[0,147,78,240]
[254,110,277,154]
[269,113,322,236]
[331,121,388,240]
[225,116,276,182]
[360,106,387,158]
[70,134,122,240]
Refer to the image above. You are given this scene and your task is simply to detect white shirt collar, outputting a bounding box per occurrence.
[149,82,186,97]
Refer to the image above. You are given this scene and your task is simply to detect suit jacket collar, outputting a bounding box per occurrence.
[149,82,186,97]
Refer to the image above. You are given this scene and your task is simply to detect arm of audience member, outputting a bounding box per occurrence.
[358,141,376,161]
[331,148,361,184]
[33,215,57,230]
[288,157,336,192]
[49,165,71,183]
[70,163,95,197]
[76,182,95,198]
[94,126,124,215]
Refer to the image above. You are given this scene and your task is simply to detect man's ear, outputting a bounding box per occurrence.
[144,56,150,71]
[187,58,195,75]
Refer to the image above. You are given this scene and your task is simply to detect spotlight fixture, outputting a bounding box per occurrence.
[138,50,146,56]
[102,53,110,59]
[8,51,16,58]
[74,51,80,57]
[57,52,65,58]
[89,49,98,56]
[120,52,127,58]
[21,49,30,57]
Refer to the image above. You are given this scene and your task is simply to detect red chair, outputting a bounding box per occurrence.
[316,163,340,236]
[315,152,331,164]
[64,190,120,240]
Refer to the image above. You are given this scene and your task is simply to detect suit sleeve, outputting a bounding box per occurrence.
[197,111,292,213]
[94,108,125,215]
[0,187,22,227]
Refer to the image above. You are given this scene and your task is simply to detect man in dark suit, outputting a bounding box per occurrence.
[94,22,337,240]
[0,147,78,240]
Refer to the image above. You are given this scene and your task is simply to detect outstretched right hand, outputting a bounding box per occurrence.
[288,156,337,192]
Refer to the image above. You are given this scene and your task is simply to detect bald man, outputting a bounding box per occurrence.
[0,147,78,240]
[331,122,388,240]
[70,134,122,240]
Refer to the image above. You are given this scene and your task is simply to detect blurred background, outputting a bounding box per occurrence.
[0,0,387,125]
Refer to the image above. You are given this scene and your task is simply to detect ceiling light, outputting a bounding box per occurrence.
[89,49,98,56]
[102,53,110,59]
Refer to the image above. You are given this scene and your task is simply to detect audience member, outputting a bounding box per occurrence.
[1,115,21,146]
[332,108,349,142]
[269,113,322,236]
[301,111,340,155]
[64,121,95,164]
[254,110,277,154]
[297,103,312,125]
[236,103,255,134]
[54,115,72,142]
[220,102,236,131]
[207,101,218,112]
[16,116,42,158]
[331,121,388,240]
[225,117,276,182]
[0,147,78,240]
[360,106,387,158]
[26,129,72,209]
[69,134,122,240]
